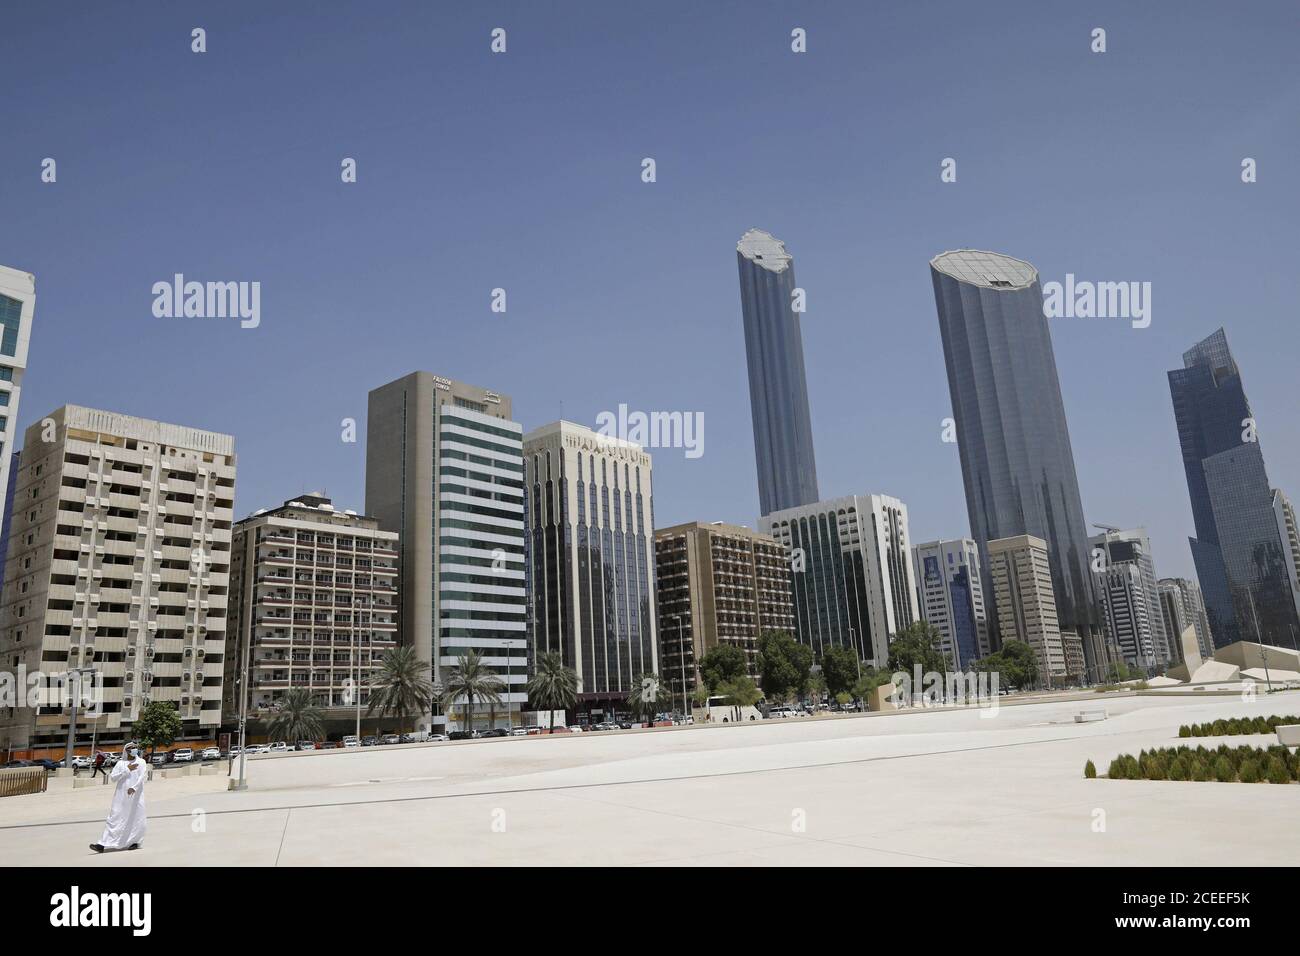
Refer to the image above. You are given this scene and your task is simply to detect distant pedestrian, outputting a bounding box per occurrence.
[91,750,106,779]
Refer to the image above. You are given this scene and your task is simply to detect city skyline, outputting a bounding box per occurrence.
[2,2,1297,589]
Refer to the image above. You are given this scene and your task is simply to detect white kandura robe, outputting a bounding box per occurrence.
[98,755,147,849]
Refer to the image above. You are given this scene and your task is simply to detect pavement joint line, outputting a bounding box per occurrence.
[0,724,1159,832]
[273,808,292,867]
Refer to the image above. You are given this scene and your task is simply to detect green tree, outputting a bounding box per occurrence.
[134,700,182,757]
[820,644,859,698]
[525,651,578,733]
[265,688,325,746]
[975,640,1040,689]
[717,676,762,722]
[698,644,748,692]
[441,649,504,733]
[851,666,895,708]
[807,671,827,706]
[368,645,435,733]
[886,622,947,676]
[758,630,812,702]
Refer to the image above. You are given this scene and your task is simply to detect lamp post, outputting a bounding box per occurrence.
[672,614,688,718]
[62,666,96,772]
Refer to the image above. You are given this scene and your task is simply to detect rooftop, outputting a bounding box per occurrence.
[930,249,1038,290]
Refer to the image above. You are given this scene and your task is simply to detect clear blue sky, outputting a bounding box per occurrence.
[3,0,1297,580]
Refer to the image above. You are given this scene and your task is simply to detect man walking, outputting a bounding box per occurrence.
[91,749,106,780]
[89,742,147,853]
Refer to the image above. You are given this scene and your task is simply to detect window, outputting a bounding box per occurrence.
[0,367,12,382]
[0,295,20,357]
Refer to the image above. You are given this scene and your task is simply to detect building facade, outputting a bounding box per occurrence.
[1158,577,1215,667]
[0,406,235,754]
[1089,528,1168,670]
[523,422,657,711]
[760,494,919,668]
[986,534,1066,686]
[1168,328,1299,648]
[365,373,526,730]
[1270,489,1300,623]
[225,494,398,733]
[912,538,989,670]
[736,229,820,516]
[930,250,1106,676]
[0,266,35,571]
[654,521,795,699]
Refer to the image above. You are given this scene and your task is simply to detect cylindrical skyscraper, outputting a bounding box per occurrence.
[929,249,1107,676]
[736,228,820,516]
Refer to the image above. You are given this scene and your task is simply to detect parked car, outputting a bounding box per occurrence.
[508,727,529,736]
[171,748,195,763]
[342,736,361,748]
[429,733,448,742]
[268,741,289,753]
[100,751,120,766]
[361,736,378,747]
[379,734,401,746]
[71,755,93,770]
[200,747,221,761]
[149,752,172,766]
[447,730,473,741]
[295,741,317,751]
[4,759,34,768]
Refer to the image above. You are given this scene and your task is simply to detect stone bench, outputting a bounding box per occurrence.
[1276,724,1300,747]
[1074,709,1107,723]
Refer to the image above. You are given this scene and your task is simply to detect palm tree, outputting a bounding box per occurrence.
[442,650,505,733]
[367,646,434,734]
[525,651,578,733]
[265,688,326,746]
[626,671,671,726]
[719,676,762,722]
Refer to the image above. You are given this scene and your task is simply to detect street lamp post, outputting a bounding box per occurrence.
[673,614,688,718]
[234,600,253,792]
[63,666,96,772]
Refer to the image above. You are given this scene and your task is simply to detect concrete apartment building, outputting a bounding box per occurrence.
[760,494,919,668]
[225,493,399,735]
[912,538,989,669]
[654,521,794,699]
[1273,489,1300,623]
[0,266,36,579]
[366,373,526,731]
[986,534,1067,686]
[1090,527,1168,669]
[1158,576,1215,665]
[0,406,235,754]
[524,421,658,712]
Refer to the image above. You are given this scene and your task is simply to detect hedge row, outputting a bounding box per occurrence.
[1177,715,1300,738]
[1091,744,1299,784]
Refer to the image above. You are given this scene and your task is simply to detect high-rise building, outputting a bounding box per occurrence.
[654,521,795,699]
[0,449,20,594]
[986,534,1066,686]
[912,538,989,669]
[0,406,235,754]
[760,494,919,668]
[1089,528,1168,669]
[1158,577,1214,666]
[224,494,399,733]
[365,373,526,731]
[1270,489,1300,624]
[1168,328,1299,648]
[523,422,658,714]
[0,266,35,556]
[930,250,1106,676]
[736,229,819,516]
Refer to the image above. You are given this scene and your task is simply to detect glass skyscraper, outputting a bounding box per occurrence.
[929,250,1106,675]
[1168,329,1298,649]
[736,229,819,516]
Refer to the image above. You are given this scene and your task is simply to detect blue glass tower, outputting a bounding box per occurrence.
[929,250,1107,675]
[736,229,819,516]
[1168,329,1298,648]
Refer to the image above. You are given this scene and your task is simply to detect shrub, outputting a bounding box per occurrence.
[1107,757,1126,779]
[1168,756,1190,781]
[1211,719,1228,736]
[1084,759,1096,779]
[1190,757,1213,781]
[1239,759,1262,783]
[1178,725,1191,738]
[1266,756,1292,785]
[1213,756,1235,782]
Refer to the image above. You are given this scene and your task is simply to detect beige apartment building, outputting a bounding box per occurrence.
[987,534,1066,687]
[654,521,795,699]
[225,493,399,735]
[0,406,235,754]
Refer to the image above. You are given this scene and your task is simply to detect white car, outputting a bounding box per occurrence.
[428,734,447,742]
[268,742,289,753]
[71,755,93,770]
[171,748,195,763]
[201,747,221,760]
[342,736,361,748]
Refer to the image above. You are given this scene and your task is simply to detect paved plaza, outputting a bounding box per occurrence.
[3,689,1298,866]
